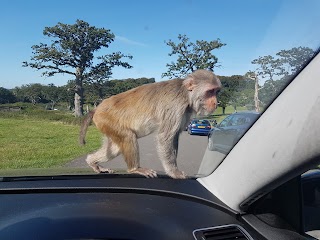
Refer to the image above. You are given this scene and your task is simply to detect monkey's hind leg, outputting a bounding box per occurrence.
[86,136,120,173]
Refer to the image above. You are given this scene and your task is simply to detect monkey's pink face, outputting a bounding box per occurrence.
[203,87,220,114]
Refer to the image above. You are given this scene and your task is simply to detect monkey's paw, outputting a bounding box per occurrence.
[99,167,115,174]
[128,168,158,178]
[168,170,187,179]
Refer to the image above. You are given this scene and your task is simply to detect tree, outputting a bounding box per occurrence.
[245,71,261,112]
[276,47,314,75]
[16,84,46,105]
[42,84,64,110]
[23,19,132,116]
[0,87,16,104]
[251,55,285,82]
[162,34,226,78]
[218,88,230,115]
[238,88,255,109]
[259,79,287,105]
[61,81,77,111]
[216,75,249,113]
[250,46,314,108]
[83,80,106,107]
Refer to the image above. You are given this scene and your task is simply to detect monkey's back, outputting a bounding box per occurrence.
[92,79,189,137]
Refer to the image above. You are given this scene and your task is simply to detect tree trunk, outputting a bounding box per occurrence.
[254,76,260,112]
[222,107,226,115]
[74,88,83,117]
[74,68,84,117]
[51,101,56,110]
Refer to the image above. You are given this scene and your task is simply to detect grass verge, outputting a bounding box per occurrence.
[0,118,101,169]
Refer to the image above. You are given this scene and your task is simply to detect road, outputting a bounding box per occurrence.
[66,131,209,176]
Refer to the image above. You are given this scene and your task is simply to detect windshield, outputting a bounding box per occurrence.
[0,0,319,178]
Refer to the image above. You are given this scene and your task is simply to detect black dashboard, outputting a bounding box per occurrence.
[0,175,307,240]
[0,175,256,240]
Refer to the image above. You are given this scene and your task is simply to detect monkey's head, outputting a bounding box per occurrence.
[183,69,221,116]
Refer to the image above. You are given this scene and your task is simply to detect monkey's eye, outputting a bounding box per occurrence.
[207,89,215,95]
[206,89,218,97]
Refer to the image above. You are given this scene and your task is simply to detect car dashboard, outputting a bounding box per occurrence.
[0,175,261,240]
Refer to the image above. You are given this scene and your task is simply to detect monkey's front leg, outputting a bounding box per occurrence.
[156,132,186,179]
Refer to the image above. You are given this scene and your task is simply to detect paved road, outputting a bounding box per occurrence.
[66,131,209,176]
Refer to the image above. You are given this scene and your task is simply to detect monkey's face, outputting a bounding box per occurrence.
[190,84,220,116]
[184,70,221,116]
[203,87,220,114]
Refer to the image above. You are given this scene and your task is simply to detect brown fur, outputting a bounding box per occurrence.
[80,69,221,178]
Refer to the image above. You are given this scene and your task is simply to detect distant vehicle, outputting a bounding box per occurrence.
[187,119,211,135]
[208,111,260,153]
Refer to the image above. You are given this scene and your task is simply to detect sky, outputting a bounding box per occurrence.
[0,0,320,89]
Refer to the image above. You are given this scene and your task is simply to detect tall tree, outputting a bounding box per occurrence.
[162,34,226,78]
[23,19,132,116]
[250,46,314,108]
[251,55,285,82]
[245,71,261,112]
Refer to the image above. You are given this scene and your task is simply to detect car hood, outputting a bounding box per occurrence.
[197,52,320,212]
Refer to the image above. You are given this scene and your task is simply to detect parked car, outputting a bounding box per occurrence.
[187,119,211,135]
[207,111,260,153]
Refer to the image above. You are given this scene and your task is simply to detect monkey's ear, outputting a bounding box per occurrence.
[183,76,196,91]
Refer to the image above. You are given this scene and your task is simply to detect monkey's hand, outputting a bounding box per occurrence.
[128,168,158,178]
[168,169,187,179]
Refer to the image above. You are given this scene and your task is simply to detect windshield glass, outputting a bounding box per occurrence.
[0,0,319,178]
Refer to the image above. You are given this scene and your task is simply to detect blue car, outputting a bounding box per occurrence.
[187,119,211,135]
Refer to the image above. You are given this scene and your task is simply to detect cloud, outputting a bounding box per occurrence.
[115,35,147,47]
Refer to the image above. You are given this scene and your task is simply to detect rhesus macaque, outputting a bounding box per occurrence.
[80,69,221,179]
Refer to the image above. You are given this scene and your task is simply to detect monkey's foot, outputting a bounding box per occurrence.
[98,166,115,174]
[128,168,157,178]
[168,170,187,179]
[88,163,114,174]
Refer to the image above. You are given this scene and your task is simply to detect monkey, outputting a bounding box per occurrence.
[79,69,221,179]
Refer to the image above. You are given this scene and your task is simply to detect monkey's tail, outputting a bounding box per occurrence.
[79,109,96,145]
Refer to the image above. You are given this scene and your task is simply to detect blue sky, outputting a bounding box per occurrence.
[0,0,319,89]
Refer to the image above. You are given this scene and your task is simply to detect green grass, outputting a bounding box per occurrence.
[206,106,249,124]
[0,167,94,177]
[0,102,85,125]
[214,105,247,115]
[0,118,101,169]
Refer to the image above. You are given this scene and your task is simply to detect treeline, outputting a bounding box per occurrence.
[0,74,264,114]
[0,77,155,110]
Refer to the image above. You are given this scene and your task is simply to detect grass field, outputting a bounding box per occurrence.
[0,118,101,169]
[207,105,248,123]
[0,104,246,170]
